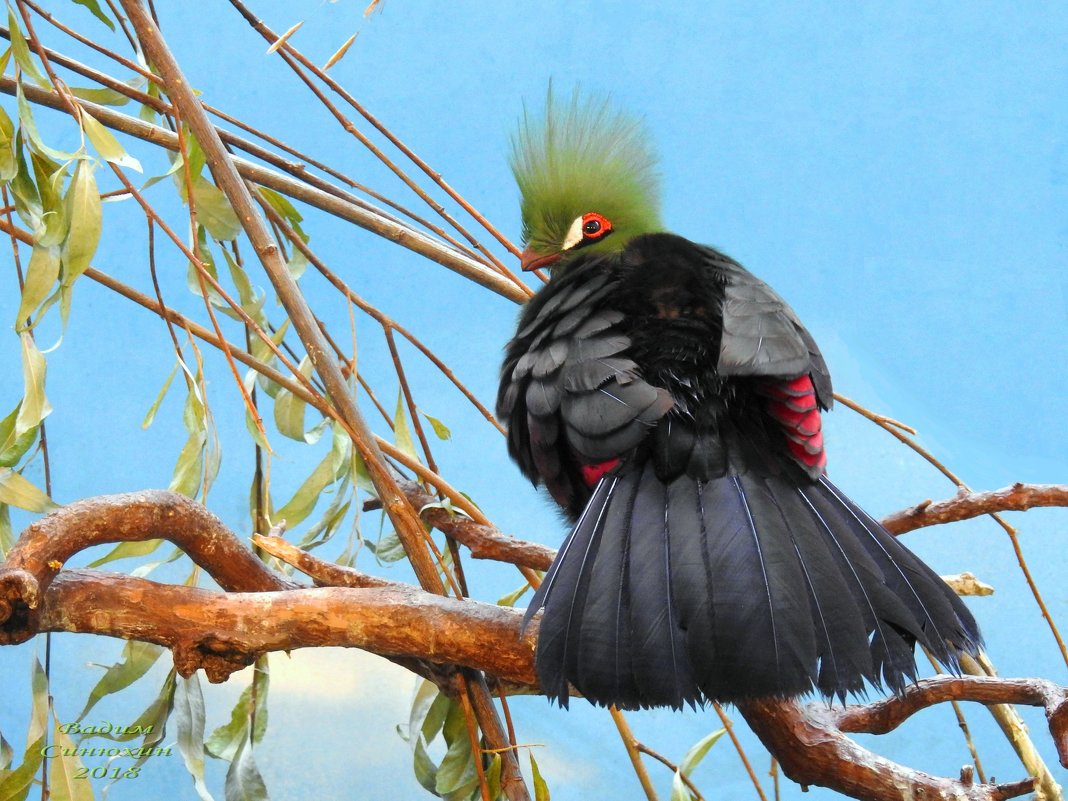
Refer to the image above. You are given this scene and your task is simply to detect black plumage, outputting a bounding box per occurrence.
[498,232,982,709]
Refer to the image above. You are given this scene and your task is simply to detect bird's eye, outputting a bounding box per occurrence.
[562,212,613,251]
[580,212,612,241]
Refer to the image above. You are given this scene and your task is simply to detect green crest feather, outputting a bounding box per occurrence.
[511,88,663,256]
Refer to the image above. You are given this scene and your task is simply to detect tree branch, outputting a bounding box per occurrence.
[833,675,1068,762]
[395,480,1066,580]
[36,569,536,686]
[738,697,1044,801]
[0,490,294,644]
[396,480,553,583]
[882,483,1068,534]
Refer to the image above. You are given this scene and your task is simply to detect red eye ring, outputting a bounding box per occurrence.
[581,212,612,240]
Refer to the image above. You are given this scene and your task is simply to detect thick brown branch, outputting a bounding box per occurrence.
[833,675,1068,766]
[738,698,1040,801]
[37,569,536,686]
[0,490,294,643]
[1,491,1062,801]
[883,483,1068,534]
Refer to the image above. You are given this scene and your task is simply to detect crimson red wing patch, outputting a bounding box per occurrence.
[580,458,622,487]
[759,375,827,474]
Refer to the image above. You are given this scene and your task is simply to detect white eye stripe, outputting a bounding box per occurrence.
[562,216,584,250]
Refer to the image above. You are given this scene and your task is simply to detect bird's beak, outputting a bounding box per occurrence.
[520,245,562,272]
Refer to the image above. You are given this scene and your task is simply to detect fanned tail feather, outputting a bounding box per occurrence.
[696,475,816,700]
[758,478,874,699]
[574,472,641,705]
[796,486,921,692]
[525,477,615,703]
[528,462,981,708]
[819,477,982,666]
[626,467,698,706]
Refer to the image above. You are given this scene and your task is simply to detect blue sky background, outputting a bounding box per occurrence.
[1,2,1066,799]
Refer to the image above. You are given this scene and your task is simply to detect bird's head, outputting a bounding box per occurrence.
[510,89,663,272]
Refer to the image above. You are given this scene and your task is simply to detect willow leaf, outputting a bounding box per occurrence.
[60,159,102,286]
[14,245,60,330]
[47,719,92,801]
[82,112,142,172]
[15,333,50,437]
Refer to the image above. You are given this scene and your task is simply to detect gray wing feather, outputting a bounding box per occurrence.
[715,258,833,406]
[499,270,673,513]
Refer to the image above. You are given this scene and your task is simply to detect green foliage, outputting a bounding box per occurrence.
[7,11,47,88]
[169,357,220,500]
[77,641,165,723]
[0,731,12,772]
[191,178,240,241]
[421,411,452,441]
[274,421,350,528]
[59,159,102,322]
[0,504,13,557]
[219,247,266,324]
[273,357,326,443]
[169,131,239,241]
[0,467,57,513]
[528,753,550,801]
[400,681,499,801]
[142,364,179,429]
[394,390,420,461]
[0,334,53,512]
[28,150,67,248]
[669,729,725,801]
[0,657,48,801]
[47,718,93,801]
[69,0,115,31]
[81,113,141,172]
[496,581,531,607]
[74,667,178,795]
[0,104,18,181]
[174,674,216,801]
[15,243,60,329]
[222,734,268,801]
[16,82,77,162]
[206,658,269,761]
[68,85,132,107]
[366,528,406,563]
[14,333,50,446]
[86,538,164,569]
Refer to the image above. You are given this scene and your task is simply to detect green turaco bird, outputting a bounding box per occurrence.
[497,91,982,709]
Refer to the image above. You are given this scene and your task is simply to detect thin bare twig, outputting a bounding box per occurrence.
[607,707,659,801]
[713,702,769,801]
[226,0,531,276]
[0,77,525,301]
[921,647,987,784]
